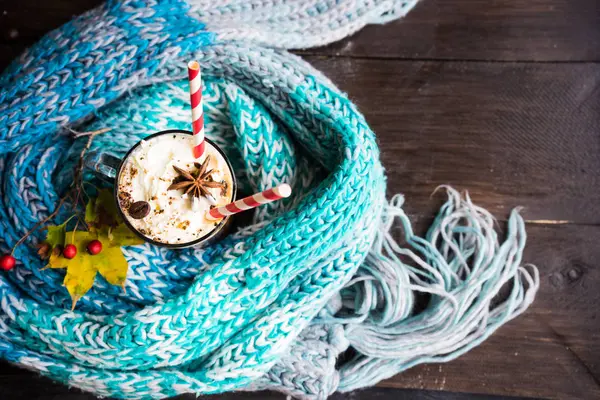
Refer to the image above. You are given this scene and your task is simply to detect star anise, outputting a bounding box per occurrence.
[167,155,226,199]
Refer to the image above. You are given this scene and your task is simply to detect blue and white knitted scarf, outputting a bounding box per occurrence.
[0,1,539,398]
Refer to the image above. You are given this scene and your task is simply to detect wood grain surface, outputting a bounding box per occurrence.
[306,57,600,224]
[0,0,599,399]
[300,0,600,61]
[0,364,539,400]
[2,0,600,63]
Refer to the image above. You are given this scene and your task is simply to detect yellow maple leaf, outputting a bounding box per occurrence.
[85,189,119,232]
[49,230,134,309]
[46,189,143,309]
[103,224,143,248]
[46,223,67,248]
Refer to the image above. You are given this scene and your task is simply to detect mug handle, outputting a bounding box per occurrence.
[85,152,121,183]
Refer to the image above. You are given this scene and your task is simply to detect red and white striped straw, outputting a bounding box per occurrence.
[188,61,205,158]
[206,184,292,220]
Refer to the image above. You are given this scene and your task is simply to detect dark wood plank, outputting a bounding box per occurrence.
[0,0,101,69]
[0,361,537,399]
[379,223,600,400]
[306,56,600,224]
[300,0,600,62]
[1,0,600,65]
[0,0,100,42]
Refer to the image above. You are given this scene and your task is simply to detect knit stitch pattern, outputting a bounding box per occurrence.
[0,1,539,399]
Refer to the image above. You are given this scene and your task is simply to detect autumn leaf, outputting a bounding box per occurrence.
[86,189,120,231]
[94,246,129,287]
[49,230,135,309]
[44,189,143,309]
[85,199,96,230]
[46,222,67,248]
[48,231,97,307]
[105,226,143,247]
[86,189,143,247]
[43,220,69,265]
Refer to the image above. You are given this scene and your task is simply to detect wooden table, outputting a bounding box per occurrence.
[1,1,598,399]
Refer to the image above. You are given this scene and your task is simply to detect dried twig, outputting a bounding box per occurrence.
[11,196,69,255]
[11,128,110,255]
[68,127,111,139]
[72,128,111,209]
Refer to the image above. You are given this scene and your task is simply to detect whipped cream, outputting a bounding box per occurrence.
[117,133,234,244]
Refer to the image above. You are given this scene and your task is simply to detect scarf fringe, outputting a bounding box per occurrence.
[322,187,539,392]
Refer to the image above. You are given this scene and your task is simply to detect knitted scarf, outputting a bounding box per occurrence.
[0,1,539,398]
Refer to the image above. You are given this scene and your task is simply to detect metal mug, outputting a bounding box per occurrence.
[86,129,237,248]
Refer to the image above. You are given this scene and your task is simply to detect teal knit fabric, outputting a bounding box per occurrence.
[0,1,539,399]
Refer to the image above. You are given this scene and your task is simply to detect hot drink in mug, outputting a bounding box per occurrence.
[90,130,236,248]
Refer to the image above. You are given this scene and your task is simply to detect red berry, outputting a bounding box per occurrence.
[87,240,102,255]
[63,244,77,259]
[0,255,16,271]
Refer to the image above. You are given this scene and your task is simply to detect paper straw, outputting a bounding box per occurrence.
[188,61,205,158]
[206,184,292,220]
